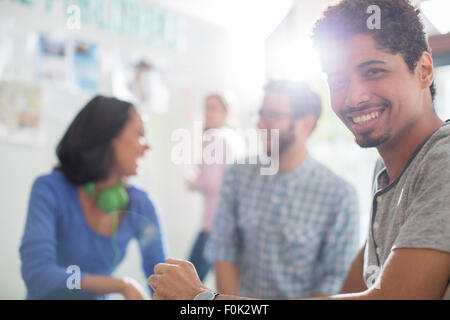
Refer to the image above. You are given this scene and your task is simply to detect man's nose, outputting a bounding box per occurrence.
[344,77,371,109]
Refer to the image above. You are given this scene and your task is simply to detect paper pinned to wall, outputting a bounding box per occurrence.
[112,49,170,115]
[36,33,68,86]
[71,39,101,92]
[0,81,46,146]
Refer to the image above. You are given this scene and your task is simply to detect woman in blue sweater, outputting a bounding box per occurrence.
[20,96,167,299]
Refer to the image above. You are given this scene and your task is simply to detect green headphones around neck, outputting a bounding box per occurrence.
[83,181,129,213]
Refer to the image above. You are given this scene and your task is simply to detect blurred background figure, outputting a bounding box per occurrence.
[19,96,167,299]
[185,93,244,282]
[204,80,360,299]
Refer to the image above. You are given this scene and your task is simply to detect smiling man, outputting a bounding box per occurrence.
[148,0,450,300]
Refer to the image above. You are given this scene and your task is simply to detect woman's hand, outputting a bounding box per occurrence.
[81,274,149,299]
[121,277,150,300]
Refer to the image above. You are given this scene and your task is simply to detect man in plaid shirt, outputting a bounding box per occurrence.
[204,80,360,298]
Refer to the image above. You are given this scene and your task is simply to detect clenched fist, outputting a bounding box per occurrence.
[148,258,210,300]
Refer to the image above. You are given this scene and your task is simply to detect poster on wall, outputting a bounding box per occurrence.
[0,19,14,80]
[0,81,45,146]
[36,34,103,92]
[72,40,101,92]
[130,59,170,115]
[36,33,68,86]
[0,19,39,83]
[112,50,169,115]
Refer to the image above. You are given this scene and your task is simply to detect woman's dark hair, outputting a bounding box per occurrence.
[56,95,133,185]
[312,0,436,101]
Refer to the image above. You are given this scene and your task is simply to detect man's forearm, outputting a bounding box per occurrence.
[215,261,239,295]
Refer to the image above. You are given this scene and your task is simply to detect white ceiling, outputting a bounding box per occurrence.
[147,0,445,39]
[148,0,294,39]
[420,0,450,35]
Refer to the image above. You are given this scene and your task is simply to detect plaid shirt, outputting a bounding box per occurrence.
[204,156,360,299]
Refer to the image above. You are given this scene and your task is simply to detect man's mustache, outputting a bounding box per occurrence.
[341,101,390,116]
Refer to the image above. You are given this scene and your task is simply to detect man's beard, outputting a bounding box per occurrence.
[355,131,390,148]
[266,123,296,156]
[279,128,296,155]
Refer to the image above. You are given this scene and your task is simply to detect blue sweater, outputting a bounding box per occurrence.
[19,169,167,299]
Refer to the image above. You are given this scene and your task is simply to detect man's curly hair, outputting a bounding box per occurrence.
[312,0,436,101]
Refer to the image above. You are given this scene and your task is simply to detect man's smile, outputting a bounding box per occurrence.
[344,104,388,134]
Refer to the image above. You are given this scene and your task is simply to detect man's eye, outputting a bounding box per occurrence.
[365,68,385,77]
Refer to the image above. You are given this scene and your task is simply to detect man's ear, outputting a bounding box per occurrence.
[417,51,434,90]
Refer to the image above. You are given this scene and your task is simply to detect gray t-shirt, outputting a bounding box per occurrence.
[363,121,450,299]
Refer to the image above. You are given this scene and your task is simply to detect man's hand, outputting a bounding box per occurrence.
[148,258,208,300]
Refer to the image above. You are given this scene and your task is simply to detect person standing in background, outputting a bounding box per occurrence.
[185,93,244,282]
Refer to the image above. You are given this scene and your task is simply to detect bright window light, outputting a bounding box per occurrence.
[421,0,450,34]
[270,36,323,82]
